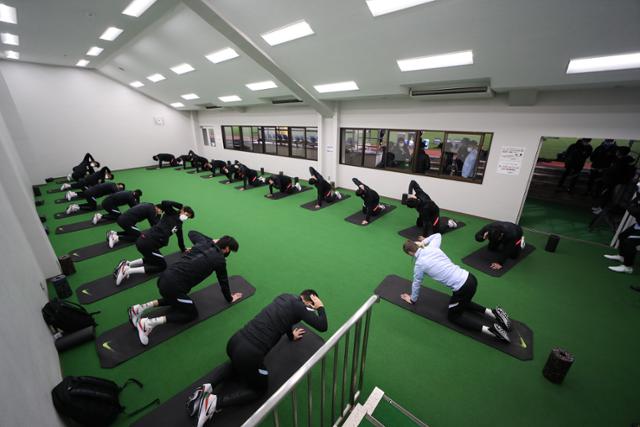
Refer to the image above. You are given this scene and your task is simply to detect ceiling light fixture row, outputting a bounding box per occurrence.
[0,3,19,60]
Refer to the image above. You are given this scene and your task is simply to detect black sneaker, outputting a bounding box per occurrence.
[113,260,126,279]
[493,307,512,331]
[489,323,511,343]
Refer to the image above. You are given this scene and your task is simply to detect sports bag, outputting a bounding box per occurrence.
[42,299,98,333]
[52,376,159,426]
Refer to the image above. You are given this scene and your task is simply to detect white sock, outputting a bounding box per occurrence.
[147,316,167,326]
[129,258,143,267]
[485,308,495,319]
[128,266,145,275]
[140,301,157,312]
[481,325,495,337]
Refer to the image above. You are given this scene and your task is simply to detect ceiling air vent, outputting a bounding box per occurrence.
[271,97,302,105]
[196,103,221,109]
[409,80,494,100]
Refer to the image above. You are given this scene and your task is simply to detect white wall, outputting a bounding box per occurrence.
[198,89,640,222]
[197,105,319,178]
[0,60,197,184]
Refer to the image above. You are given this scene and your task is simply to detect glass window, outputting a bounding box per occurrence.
[364,129,387,168]
[306,128,318,160]
[341,128,364,166]
[241,126,260,152]
[386,130,416,170]
[415,131,444,176]
[263,126,277,154]
[222,126,234,149]
[201,128,209,146]
[276,126,289,156]
[442,132,482,178]
[291,127,306,158]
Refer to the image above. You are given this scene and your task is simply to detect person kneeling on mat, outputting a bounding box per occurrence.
[65,182,125,215]
[352,178,386,225]
[604,185,640,274]
[474,221,525,271]
[235,163,265,190]
[153,153,179,168]
[186,290,328,427]
[210,160,234,181]
[107,202,162,248]
[128,232,242,346]
[309,167,342,208]
[114,201,194,285]
[401,234,512,343]
[266,174,302,197]
[62,166,113,199]
[191,154,211,173]
[92,189,142,225]
[68,153,99,182]
[404,180,457,237]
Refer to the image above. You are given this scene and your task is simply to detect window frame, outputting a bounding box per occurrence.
[221,125,319,162]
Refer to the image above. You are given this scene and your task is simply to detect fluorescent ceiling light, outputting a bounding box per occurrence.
[129,81,144,88]
[170,63,195,75]
[566,52,640,74]
[313,81,359,93]
[205,47,239,64]
[122,0,157,18]
[246,80,278,91]
[146,73,165,82]
[1,32,18,46]
[5,50,18,60]
[365,0,436,17]
[170,102,185,108]
[261,20,314,46]
[0,4,17,24]
[86,46,104,57]
[76,59,89,67]
[181,93,199,100]
[218,95,242,103]
[99,27,123,41]
[397,50,473,72]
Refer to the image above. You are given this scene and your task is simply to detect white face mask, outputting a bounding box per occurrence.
[179,214,189,222]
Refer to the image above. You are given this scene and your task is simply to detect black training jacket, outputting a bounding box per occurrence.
[102,191,138,211]
[84,182,118,199]
[239,294,328,354]
[269,175,292,194]
[118,203,159,227]
[144,200,185,251]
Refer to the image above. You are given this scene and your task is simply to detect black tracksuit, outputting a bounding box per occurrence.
[155,153,176,168]
[269,174,295,195]
[191,154,210,172]
[237,164,262,189]
[79,182,119,211]
[177,154,193,170]
[597,154,636,209]
[558,141,592,190]
[475,221,524,264]
[100,191,139,220]
[615,199,640,267]
[156,231,232,323]
[71,153,97,181]
[408,180,442,236]
[207,294,328,409]
[588,142,617,194]
[71,167,112,190]
[211,160,232,180]
[310,167,336,206]
[116,203,159,242]
[353,178,381,222]
[134,201,186,274]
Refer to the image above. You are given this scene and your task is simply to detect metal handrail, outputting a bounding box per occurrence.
[242,294,380,426]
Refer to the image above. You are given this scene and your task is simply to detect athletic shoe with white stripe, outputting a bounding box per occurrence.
[294,182,302,191]
[604,254,624,262]
[135,318,154,346]
[608,265,633,274]
[196,391,217,427]
[492,307,512,331]
[128,304,143,329]
[447,219,458,229]
[489,323,511,343]
[115,261,129,286]
[65,191,77,201]
[61,183,71,190]
[335,191,342,200]
[107,231,119,248]
[92,212,102,225]
[186,383,212,417]
[66,204,80,215]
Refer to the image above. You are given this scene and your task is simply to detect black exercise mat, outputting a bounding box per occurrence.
[264,186,312,200]
[200,174,215,179]
[218,179,235,185]
[132,329,324,426]
[70,239,135,262]
[76,252,183,304]
[344,204,396,225]
[95,276,256,368]
[145,166,158,170]
[55,197,77,204]
[55,217,116,234]
[300,194,351,211]
[375,275,533,361]
[47,188,65,194]
[397,219,466,240]
[54,209,91,219]
[234,183,265,191]
[462,244,536,277]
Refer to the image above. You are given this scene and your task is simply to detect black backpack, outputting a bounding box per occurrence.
[52,376,159,426]
[42,299,98,334]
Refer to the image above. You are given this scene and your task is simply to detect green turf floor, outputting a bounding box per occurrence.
[520,198,615,245]
[36,166,639,426]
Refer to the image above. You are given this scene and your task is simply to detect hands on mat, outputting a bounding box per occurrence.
[490,262,503,270]
[231,292,243,303]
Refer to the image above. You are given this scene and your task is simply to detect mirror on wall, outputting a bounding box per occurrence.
[520,136,639,245]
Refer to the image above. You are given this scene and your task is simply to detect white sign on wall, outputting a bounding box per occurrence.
[496,146,525,176]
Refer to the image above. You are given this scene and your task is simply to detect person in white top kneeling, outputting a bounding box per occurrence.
[400,233,512,343]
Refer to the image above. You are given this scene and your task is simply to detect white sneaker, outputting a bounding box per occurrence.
[520,236,526,249]
[295,182,302,191]
[604,254,624,262]
[186,383,213,417]
[60,183,71,190]
[135,318,155,346]
[608,265,633,274]
[335,191,342,200]
[448,219,458,229]
[128,304,144,329]
[258,176,265,183]
[108,231,118,248]
[67,174,72,182]
[116,263,130,286]
[196,392,217,427]
[378,204,386,211]
[66,204,80,215]
[65,191,74,201]
[92,212,102,225]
